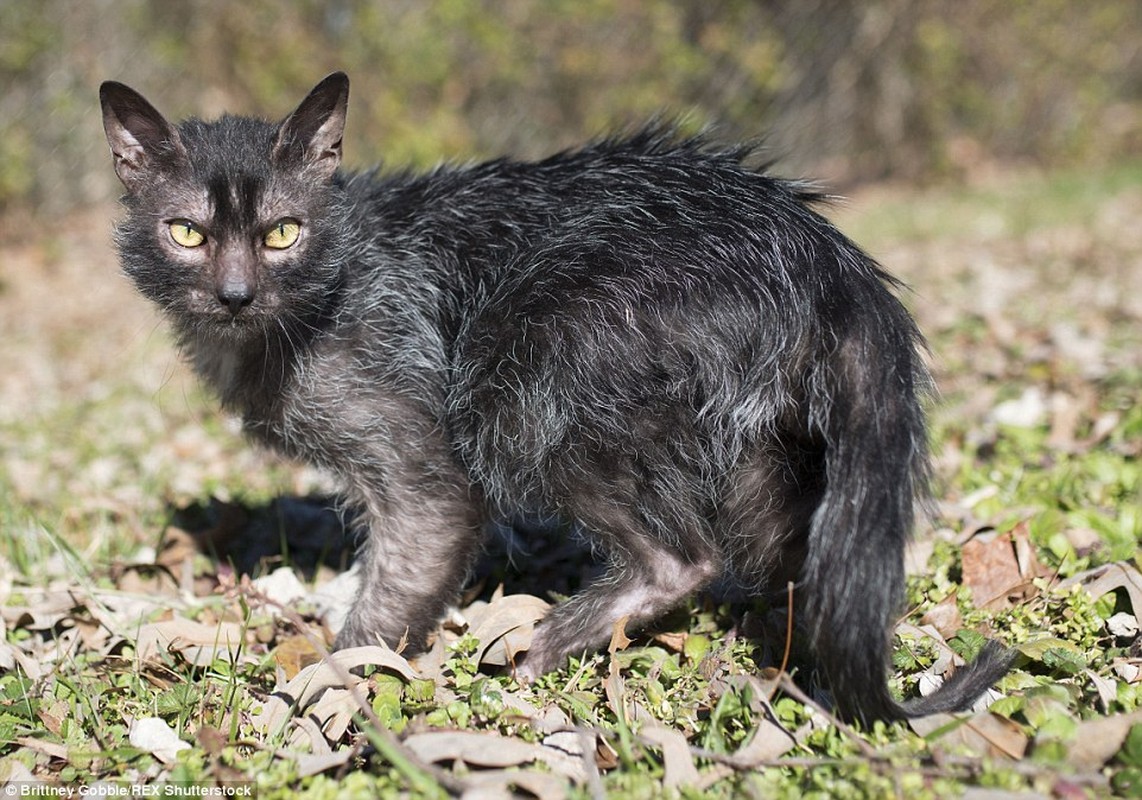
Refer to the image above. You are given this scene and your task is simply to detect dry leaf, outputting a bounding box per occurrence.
[920,595,964,640]
[639,724,700,788]
[15,736,68,761]
[608,615,633,654]
[1058,561,1142,616]
[307,687,357,741]
[155,526,200,570]
[467,593,549,667]
[961,527,1039,610]
[286,716,335,754]
[292,750,354,778]
[251,566,310,609]
[135,618,249,666]
[1085,669,1119,713]
[652,631,688,652]
[195,726,229,756]
[273,634,324,680]
[462,769,569,800]
[252,645,418,737]
[402,731,585,782]
[1064,709,1142,772]
[910,711,1028,760]
[1114,659,1142,683]
[129,716,191,764]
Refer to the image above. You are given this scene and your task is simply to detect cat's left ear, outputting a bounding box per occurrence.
[274,72,349,180]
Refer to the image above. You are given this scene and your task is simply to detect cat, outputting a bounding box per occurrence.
[99,72,1013,723]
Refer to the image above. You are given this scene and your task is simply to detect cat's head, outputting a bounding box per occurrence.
[99,73,351,338]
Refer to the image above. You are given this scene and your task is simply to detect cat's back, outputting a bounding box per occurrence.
[337,127,844,306]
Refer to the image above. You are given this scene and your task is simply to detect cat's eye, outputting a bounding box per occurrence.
[264,219,301,249]
[168,220,205,248]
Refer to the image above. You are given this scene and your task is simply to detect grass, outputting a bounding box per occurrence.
[1,163,1140,797]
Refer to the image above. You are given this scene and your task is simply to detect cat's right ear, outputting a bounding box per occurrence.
[100,82,185,192]
[274,72,349,180]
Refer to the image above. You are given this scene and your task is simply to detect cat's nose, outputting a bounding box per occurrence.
[217,282,255,315]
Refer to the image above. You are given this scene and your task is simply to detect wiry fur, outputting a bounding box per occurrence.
[100,73,1013,723]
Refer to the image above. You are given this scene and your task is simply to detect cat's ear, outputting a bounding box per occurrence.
[274,72,349,180]
[99,81,185,192]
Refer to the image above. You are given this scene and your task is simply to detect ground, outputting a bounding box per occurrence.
[0,161,1140,798]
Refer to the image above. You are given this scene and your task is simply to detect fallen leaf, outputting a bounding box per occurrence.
[1085,669,1119,713]
[252,645,418,737]
[252,566,309,609]
[402,730,585,782]
[285,715,334,754]
[961,527,1040,610]
[1064,709,1142,772]
[129,716,191,765]
[292,749,354,778]
[15,736,68,761]
[1114,659,1142,683]
[638,724,700,789]
[1109,612,1140,639]
[307,687,357,742]
[467,593,549,667]
[608,615,633,654]
[1058,561,1142,617]
[910,711,1028,760]
[273,634,324,680]
[462,769,569,800]
[920,595,964,640]
[727,717,797,766]
[195,726,229,756]
[155,526,199,570]
[135,618,249,667]
[644,634,685,658]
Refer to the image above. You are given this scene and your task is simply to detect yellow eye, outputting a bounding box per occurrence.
[264,219,301,249]
[168,220,205,248]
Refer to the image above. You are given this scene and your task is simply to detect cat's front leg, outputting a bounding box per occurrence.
[333,471,484,653]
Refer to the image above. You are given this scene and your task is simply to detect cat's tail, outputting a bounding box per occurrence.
[800,279,1014,724]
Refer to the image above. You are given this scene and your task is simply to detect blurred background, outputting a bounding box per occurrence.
[2,0,1141,217]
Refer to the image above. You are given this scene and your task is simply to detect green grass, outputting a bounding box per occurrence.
[2,162,1141,796]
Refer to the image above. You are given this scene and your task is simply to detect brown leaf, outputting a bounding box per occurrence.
[1058,561,1142,617]
[961,526,1041,610]
[273,634,323,680]
[402,731,585,782]
[467,593,549,667]
[195,726,229,756]
[155,526,200,571]
[293,750,354,779]
[595,735,620,771]
[16,736,68,761]
[462,769,569,800]
[1064,709,1142,772]
[639,724,700,789]
[608,615,633,654]
[910,711,1028,760]
[283,645,418,705]
[652,631,688,652]
[135,619,249,666]
[920,595,964,640]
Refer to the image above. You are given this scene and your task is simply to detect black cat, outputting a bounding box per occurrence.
[99,72,1012,723]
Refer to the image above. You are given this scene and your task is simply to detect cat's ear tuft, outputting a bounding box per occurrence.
[99,81,183,192]
[274,72,349,180]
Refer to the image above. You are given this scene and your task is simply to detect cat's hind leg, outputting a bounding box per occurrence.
[515,458,721,680]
